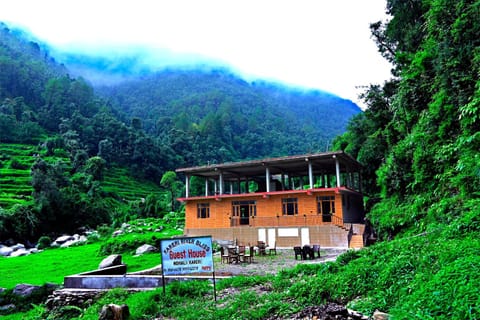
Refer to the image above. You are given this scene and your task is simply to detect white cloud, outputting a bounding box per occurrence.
[0,0,392,107]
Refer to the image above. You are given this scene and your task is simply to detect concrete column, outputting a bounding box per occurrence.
[308,161,313,189]
[185,175,190,198]
[214,180,218,194]
[230,182,233,194]
[219,172,224,195]
[334,156,341,187]
[205,178,209,196]
[265,167,271,192]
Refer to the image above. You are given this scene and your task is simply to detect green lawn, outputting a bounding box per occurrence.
[0,242,162,289]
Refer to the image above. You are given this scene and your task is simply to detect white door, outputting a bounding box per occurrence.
[258,228,266,243]
[267,228,276,248]
[301,228,310,246]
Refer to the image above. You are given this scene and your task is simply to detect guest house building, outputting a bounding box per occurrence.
[176,151,366,248]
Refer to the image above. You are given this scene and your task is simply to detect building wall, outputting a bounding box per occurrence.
[184,190,349,229]
[184,225,350,248]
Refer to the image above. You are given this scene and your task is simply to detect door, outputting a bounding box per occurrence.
[240,205,249,225]
[267,228,276,248]
[301,228,310,246]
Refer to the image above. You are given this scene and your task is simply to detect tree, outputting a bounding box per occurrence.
[160,171,182,211]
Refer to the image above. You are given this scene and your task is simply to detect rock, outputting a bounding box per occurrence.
[12,284,41,297]
[0,287,5,294]
[112,230,124,237]
[135,244,158,255]
[0,304,16,312]
[60,235,87,248]
[9,248,29,257]
[0,246,13,256]
[99,255,123,269]
[121,223,130,229]
[4,238,15,246]
[99,303,130,320]
[10,243,25,251]
[373,311,390,320]
[51,235,74,246]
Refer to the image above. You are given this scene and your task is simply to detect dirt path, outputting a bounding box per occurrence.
[214,248,348,276]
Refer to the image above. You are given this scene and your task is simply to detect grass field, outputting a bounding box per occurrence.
[0,227,182,289]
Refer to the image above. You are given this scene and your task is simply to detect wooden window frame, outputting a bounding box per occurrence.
[197,203,210,219]
[282,197,298,216]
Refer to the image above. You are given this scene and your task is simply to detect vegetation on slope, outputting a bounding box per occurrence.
[96,70,360,165]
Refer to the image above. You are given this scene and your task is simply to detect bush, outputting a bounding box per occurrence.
[10,158,29,170]
[37,235,52,249]
[168,280,210,298]
[98,233,159,255]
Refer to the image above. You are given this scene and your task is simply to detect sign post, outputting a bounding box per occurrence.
[160,236,216,300]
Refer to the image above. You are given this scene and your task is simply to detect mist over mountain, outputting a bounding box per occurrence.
[50,43,362,163]
[1,21,361,168]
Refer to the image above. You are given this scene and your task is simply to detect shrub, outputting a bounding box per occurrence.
[37,235,52,249]
[9,158,29,170]
[168,280,210,298]
[98,233,159,255]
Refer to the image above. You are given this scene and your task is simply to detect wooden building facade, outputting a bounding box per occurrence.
[176,151,366,248]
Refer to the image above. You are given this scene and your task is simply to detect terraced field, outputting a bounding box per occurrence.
[0,143,40,208]
[0,143,165,209]
[102,166,164,202]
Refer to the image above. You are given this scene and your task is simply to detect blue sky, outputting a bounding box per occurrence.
[0,0,392,108]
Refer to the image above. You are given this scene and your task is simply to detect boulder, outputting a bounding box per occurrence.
[99,303,130,320]
[13,284,41,297]
[60,235,87,248]
[9,248,29,257]
[135,244,158,255]
[99,255,123,269]
[0,246,13,257]
[373,311,390,320]
[112,230,124,237]
[10,243,25,251]
[51,235,74,247]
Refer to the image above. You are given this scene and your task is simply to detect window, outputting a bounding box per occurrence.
[197,203,210,219]
[282,198,298,215]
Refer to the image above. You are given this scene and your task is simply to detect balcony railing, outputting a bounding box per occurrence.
[230,214,345,228]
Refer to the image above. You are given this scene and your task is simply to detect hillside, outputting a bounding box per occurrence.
[91,67,361,165]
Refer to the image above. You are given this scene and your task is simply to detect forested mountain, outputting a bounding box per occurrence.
[95,70,360,166]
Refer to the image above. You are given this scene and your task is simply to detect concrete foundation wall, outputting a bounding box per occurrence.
[64,275,163,289]
[184,225,349,248]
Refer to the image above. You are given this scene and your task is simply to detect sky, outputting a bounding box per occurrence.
[0,0,392,108]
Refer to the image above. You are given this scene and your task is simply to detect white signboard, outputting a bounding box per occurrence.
[160,236,214,276]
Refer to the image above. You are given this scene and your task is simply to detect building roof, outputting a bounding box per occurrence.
[176,151,361,181]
